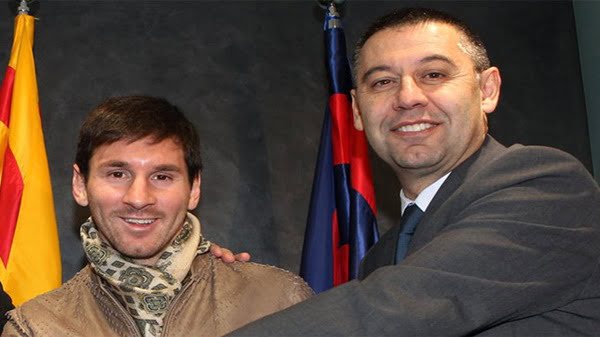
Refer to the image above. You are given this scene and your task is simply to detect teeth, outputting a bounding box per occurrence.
[397,123,433,132]
[124,218,154,225]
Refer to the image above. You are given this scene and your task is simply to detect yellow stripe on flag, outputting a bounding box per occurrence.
[0,14,62,306]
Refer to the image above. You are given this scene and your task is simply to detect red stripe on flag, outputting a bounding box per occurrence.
[330,93,352,166]
[0,67,15,125]
[351,127,377,212]
[331,210,350,285]
[0,65,19,265]
[0,147,23,265]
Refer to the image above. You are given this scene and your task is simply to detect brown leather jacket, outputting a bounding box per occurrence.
[3,254,313,336]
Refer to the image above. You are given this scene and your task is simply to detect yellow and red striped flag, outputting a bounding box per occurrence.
[0,13,61,305]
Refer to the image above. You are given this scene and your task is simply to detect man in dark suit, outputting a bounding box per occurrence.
[229,7,600,336]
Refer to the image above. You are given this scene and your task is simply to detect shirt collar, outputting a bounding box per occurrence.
[400,172,451,214]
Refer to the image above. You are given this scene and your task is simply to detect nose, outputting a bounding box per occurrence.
[393,77,428,110]
[122,177,156,209]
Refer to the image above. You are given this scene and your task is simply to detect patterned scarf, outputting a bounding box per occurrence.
[81,213,211,337]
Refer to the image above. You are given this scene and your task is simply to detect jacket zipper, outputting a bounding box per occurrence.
[98,281,143,337]
[160,275,198,336]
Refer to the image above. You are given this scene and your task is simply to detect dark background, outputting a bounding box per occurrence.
[0,0,592,281]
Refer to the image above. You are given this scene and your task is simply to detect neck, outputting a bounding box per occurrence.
[132,255,161,267]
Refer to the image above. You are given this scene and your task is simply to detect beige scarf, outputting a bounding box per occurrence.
[81,213,210,337]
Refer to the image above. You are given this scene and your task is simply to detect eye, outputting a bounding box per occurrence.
[108,171,126,179]
[424,72,445,79]
[152,174,173,181]
[374,79,391,86]
[370,78,397,90]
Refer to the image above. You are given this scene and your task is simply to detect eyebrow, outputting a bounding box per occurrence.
[359,54,458,84]
[97,161,182,173]
[98,160,128,169]
[153,164,183,173]
[420,54,457,68]
[360,65,393,84]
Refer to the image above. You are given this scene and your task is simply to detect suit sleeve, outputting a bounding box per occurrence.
[227,146,600,336]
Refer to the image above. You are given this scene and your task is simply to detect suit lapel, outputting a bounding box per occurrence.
[411,136,506,247]
[359,136,507,279]
[359,223,401,279]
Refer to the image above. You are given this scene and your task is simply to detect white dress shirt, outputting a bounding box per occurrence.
[400,172,451,214]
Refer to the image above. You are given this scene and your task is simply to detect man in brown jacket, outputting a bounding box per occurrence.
[3,96,312,337]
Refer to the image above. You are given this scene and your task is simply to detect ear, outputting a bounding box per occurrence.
[480,66,501,114]
[187,174,201,210]
[351,89,365,131]
[72,164,89,207]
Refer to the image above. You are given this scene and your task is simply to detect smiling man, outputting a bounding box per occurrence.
[3,96,312,337]
[350,19,499,200]
[229,7,600,337]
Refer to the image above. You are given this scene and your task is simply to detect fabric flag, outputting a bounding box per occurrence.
[0,13,62,305]
[300,5,379,294]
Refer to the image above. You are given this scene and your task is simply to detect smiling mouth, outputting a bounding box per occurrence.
[393,122,435,132]
[122,218,156,225]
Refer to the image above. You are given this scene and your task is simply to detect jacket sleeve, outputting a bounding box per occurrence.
[227,146,600,336]
[1,310,30,337]
[1,323,25,337]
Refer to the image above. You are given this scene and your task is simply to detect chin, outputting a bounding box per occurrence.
[120,247,155,260]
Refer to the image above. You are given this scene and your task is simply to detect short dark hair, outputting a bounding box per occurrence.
[353,7,490,74]
[75,95,202,184]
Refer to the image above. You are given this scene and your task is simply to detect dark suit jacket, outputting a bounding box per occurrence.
[229,136,600,336]
[0,282,14,332]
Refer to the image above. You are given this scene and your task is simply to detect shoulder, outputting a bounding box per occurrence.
[6,267,94,329]
[463,138,597,192]
[164,255,313,336]
[487,137,589,173]
[192,254,314,303]
[503,142,589,170]
[431,138,600,231]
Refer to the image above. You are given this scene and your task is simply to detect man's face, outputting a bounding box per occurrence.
[352,22,500,197]
[72,136,200,266]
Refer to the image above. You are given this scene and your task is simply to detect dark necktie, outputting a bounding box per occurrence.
[395,204,424,263]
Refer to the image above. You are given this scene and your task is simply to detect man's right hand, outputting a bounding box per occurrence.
[210,243,251,263]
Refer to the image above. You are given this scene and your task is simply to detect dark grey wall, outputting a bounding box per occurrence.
[0,1,592,282]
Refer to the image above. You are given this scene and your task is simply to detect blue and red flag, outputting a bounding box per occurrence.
[300,4,379,294]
